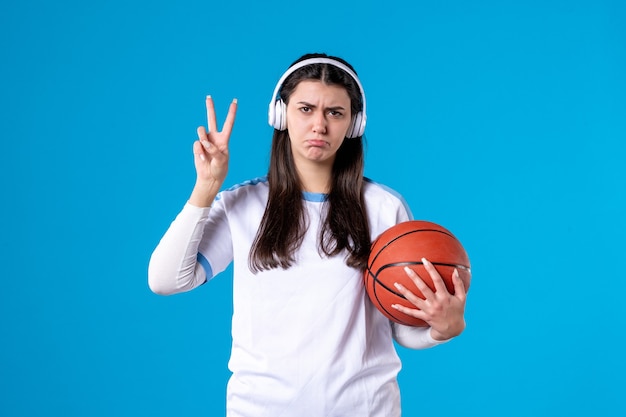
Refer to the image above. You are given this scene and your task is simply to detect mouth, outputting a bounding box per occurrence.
[306,139,328,147]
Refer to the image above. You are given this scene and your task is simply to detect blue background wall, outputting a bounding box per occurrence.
[1,0,624,415]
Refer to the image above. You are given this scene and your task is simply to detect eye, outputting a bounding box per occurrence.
[299,106,311,113]
[328,110,344,118]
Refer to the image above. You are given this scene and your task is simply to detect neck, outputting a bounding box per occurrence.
[296,162,333,193]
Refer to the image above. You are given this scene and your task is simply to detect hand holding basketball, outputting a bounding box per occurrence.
[364,220,471,330]
[392,258,467,340]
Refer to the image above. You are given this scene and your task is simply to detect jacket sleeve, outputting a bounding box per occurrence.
[391,323,452,349]
[147,203,211,295]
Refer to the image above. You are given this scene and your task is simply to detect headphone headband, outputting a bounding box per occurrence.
[267,57,367,138]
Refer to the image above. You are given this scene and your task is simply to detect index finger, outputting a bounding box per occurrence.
[206,95,218,133]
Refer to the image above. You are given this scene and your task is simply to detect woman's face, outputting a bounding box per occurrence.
[286,80,352,168]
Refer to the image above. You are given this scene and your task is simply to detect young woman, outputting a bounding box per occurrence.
[148,53,467,416]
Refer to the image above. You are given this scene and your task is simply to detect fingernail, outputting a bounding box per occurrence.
[391,304,399,310]
[206,95,212,100]
[394,282,403,290]
[404,266,412,274]
[199,154,205,161]
[233,98,238,104]
[421,257,428,264]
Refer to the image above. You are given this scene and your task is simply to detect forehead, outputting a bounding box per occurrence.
[289,80,351,104]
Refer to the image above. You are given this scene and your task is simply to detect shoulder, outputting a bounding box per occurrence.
[363,178,414,232]
[216,176,269,201]
[364,178,411,210]
[213,176,269,214]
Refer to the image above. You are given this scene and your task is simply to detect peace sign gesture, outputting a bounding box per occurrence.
[189,96,238,207]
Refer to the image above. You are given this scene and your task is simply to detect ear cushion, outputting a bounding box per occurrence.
[347,111,365,138]
[268,100,277,129]
[268,99,285,131]
[271,99,287,131]
[277,99,287,130]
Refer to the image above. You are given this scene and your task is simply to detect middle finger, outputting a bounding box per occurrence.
[422,258,448,294]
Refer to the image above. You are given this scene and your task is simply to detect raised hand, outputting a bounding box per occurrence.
[392,258,467,341]
[189,96,238,207]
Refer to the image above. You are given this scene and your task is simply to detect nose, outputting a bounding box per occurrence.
[312,111,327,134]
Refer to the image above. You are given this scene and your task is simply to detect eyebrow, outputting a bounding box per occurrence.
[296,101,347,111]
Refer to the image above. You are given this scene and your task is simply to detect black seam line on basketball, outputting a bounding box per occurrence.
[366,269,407,299]
[367,228,455,269]
[379,261,471,272]
[373,261,471,277]
[372,281,415,327]
[367,268,423,326]
[368,270,414,326]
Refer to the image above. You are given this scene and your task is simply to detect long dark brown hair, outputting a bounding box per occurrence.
[249,53,370,272]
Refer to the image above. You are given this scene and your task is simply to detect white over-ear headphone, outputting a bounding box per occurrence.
[267,57,367,138]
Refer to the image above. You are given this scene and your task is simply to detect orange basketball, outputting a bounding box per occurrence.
[364,220,471,327]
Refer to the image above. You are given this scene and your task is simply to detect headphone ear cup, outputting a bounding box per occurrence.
[274,99,287,131]
[277,99,287,130]
[346,115,356,139]
[268,100,277,128]
[347,112,364,138]
[269,99,287,130]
